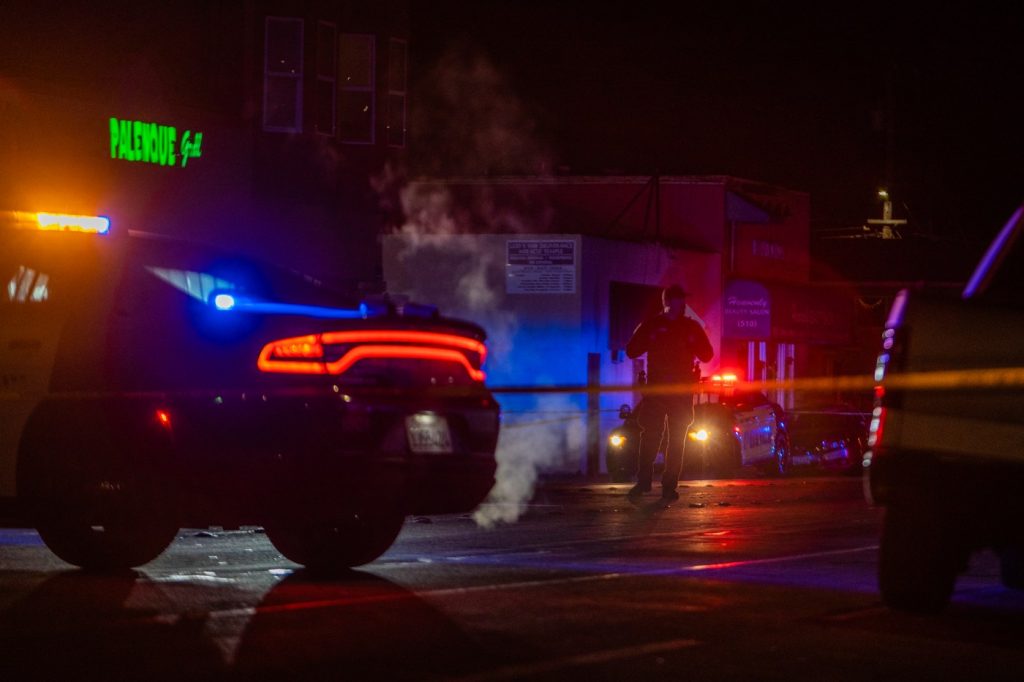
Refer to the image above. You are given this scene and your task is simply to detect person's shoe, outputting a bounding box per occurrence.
[660,489,680,503]
[627,484,651,501]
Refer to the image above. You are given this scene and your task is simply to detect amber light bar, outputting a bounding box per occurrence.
[4,210,111,234]
[257,330,487,381]
[36,212,110,233]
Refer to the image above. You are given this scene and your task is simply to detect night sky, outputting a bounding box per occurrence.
[409,2,1024,242]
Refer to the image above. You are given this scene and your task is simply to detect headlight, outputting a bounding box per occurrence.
[609,433,627,448]
[688,428,709,442]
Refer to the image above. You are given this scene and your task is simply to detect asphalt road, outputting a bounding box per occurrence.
[2,475,1024,680]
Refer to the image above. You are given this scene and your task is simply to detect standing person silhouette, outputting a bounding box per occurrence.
[625,284,714,503]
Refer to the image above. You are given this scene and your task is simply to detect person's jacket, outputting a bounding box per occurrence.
[625,313,714,386]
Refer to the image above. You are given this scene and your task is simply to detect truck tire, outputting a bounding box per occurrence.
[267,508,406,573]
[878,504,963,613]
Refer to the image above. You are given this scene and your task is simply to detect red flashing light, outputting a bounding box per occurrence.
[155,409,172,429]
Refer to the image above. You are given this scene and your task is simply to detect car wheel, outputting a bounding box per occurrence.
[705,441,742,479]
[267,508,406,573]
[34,513,179,571]
[767,431,792,477]
[607,448,637,483]
[609,467,633,483]
[878,504,963,613]
[19,444,178,571]
[17,403,179,570]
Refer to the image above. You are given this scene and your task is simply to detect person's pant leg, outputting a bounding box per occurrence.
[660,396,694,492]
[636,400,666,489]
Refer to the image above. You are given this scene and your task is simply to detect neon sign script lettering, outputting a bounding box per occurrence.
[108,117,203,168]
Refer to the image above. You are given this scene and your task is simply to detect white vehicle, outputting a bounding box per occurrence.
[687,376,793,477]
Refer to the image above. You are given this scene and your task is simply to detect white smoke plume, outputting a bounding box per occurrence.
[396,185,579,529]
[473,394,585,528]
[380,49,572,527]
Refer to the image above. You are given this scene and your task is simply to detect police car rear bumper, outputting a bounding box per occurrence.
[169,390,500,521]
[16,391,498,526]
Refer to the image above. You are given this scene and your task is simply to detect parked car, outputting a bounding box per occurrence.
[866,204,1024,612]
[786,404,868,475]
[607,374,792,480]
[1,212,500,572]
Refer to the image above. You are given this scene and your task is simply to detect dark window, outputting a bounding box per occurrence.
[386,38,407,147]
[263,17,303,132]
[315,22,337,135]
[608,281,663,352]
[338,34,375,144]
[109,236,359,391]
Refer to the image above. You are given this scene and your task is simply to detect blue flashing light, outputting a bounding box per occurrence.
[213,293,236,310]
[211,295,375,319]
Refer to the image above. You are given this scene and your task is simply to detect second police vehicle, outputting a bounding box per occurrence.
[607,372,792,481]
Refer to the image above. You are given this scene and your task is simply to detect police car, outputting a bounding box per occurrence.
[607,373,792,480]
[1,211,500,571]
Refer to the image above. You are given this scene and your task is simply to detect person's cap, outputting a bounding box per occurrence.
[663,284,688,299]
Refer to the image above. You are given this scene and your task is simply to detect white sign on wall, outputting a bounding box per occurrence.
[506,239,576,294]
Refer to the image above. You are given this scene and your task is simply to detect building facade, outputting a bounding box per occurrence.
[0,0,409,288]
[382,175,846,475]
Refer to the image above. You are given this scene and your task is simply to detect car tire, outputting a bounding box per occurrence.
[34,513,179,571]
[878,504,963,613]
[609,468,633,484]
[705,441,742,479]
[267,508,406,573]
[607,447,637,483]
[17,405,179,570]
[765,431,792,477]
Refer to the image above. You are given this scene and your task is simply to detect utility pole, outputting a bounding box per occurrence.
[866,188,907,238]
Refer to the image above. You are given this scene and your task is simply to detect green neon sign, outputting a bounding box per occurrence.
[108,117,203,168]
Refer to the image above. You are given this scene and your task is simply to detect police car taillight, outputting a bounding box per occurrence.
[257,330,487,381]
[257,335,328,375]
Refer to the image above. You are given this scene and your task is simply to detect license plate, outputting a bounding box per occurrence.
[405,414,453,454]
